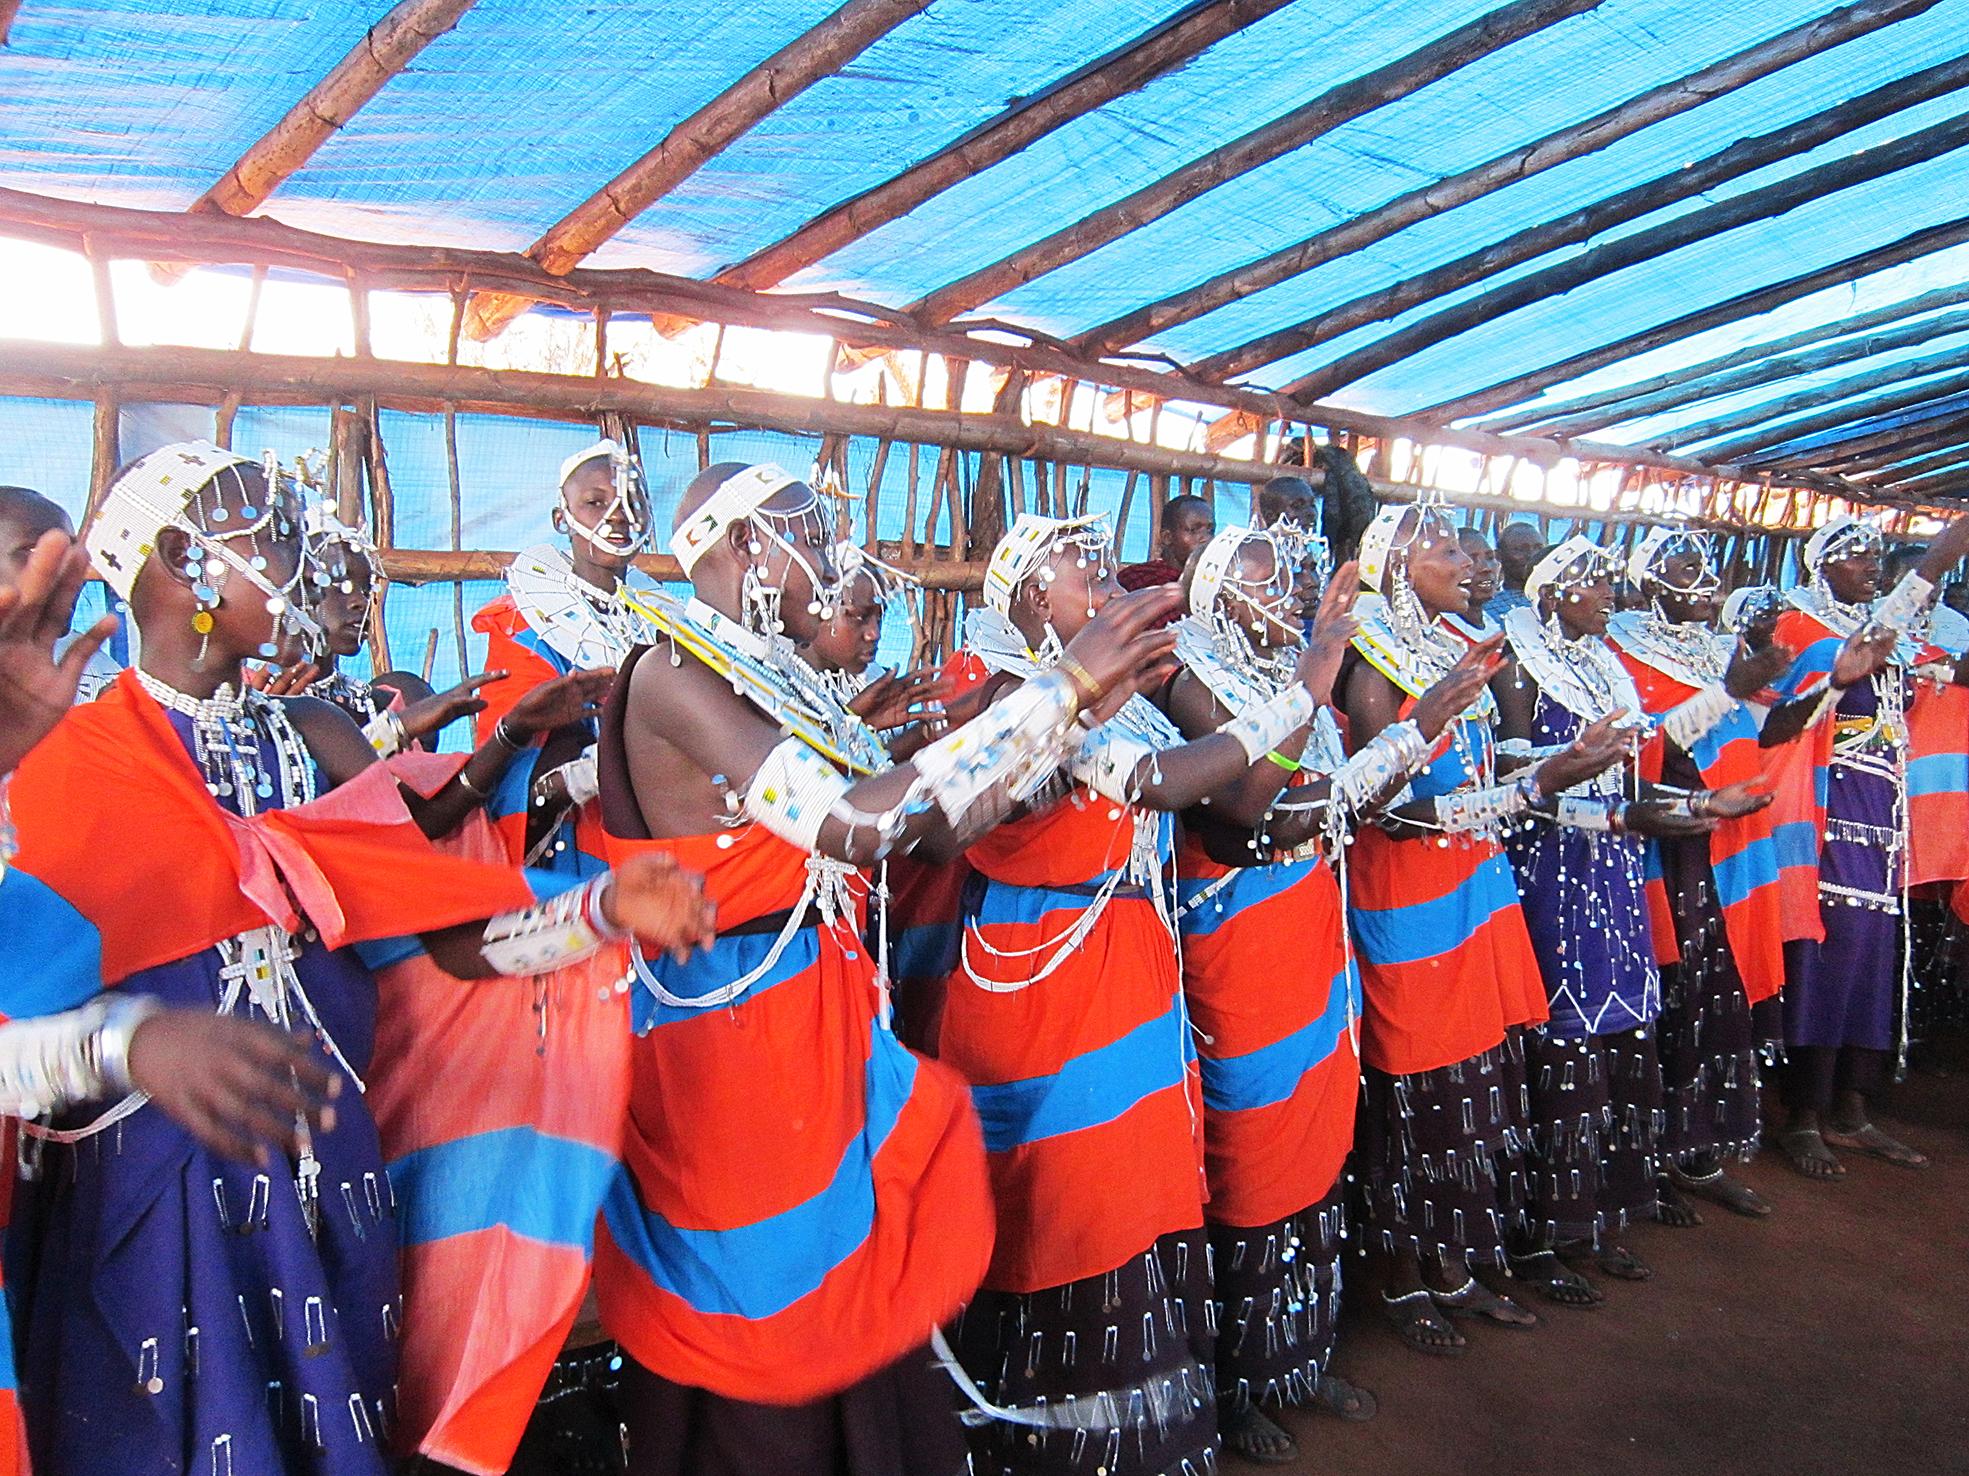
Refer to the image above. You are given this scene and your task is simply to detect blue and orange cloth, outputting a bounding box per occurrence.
[594,821,992,1404]
[1179,823,1359,1231]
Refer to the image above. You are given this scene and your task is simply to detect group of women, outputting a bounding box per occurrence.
[0,438,1958,1476]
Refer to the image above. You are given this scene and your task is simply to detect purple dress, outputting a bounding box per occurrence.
[1781,675,1904,1110]
[1505,693,1665,1245]
[5,714,400,1476]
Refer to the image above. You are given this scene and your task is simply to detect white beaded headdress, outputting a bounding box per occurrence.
[1803,515,1883,574]
[1525,534,1618,607]
[982,513,1111,617]
[88,441,254,601]
[558,437,652,557]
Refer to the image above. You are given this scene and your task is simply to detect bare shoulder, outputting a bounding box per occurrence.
[280,694,375,784]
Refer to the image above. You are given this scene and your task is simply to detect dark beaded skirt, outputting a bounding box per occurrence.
[1208,1185,1346,1413]
[950,1228,1219,1476]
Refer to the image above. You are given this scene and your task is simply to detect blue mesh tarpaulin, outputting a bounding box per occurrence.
[5,1,1969,445]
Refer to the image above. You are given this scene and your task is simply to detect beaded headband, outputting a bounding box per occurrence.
[982,513,1111,617]
[88,441,256,601]
[1525,534,1618,607]
[669,462,805,574]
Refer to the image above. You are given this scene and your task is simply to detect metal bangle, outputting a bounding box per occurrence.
[491,717,527,753]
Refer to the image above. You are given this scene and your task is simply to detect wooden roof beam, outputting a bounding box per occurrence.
[1413,214,1969,424]
[1281,112,1969,402]
[1073,0,1945,359]
[1810,418,1969,473]
[1521,304,1969,438]
[907,0,1605,327]
[1854,442,1969,483]
[1200,51,1969,384]
[196,0,481,218]
[1484,280,1969,432]
[467,0,932,339]
[1649,350,1969,454]
[716,0,1293,292]
[1732,393,1969,468]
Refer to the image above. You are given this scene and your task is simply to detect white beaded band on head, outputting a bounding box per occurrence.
[1628,524,1719,598]
[87,441,256,601]
[1188,525,1252,619]
[559,438,621,489]
[1356,494,1452,595]
[1719,583,1776,634]
[982,513,1111,617]
[1804,515,1883,574]
[669,463,805,574]
[1525,534,1618,608]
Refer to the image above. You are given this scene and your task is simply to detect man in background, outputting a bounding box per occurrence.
[1119,492,1214,589]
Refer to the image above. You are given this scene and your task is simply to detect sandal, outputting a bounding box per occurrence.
[1822,1121,1929,1168]
[1671,1164,1772,1218]
[1777,1126,1846,1180]
[1381,1288,1465,1356]
[1221,1402,1298,1466]
[1429,1274,1538,1328]
[1592,1244,1652,1282]
[1311,1371,1377,1422]
[1507,1249,1603,1308]
[1653,1176,1705,1229]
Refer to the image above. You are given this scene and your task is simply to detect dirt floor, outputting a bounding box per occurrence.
[1267,1058,1969,1476]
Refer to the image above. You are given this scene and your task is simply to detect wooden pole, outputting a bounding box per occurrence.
[1856,442,1969,486]
[1199,55,1969,382]
[909,0,1604,325]
[196,0,482,219]
[1656,357,1969,457]
[1768,413,1969,472]
[85,395,119,526]
[0,184,1812,487]
[1073,0,1938,357]
[443,403,470,680]
[1416,215,1969,424]
[1532,304,1969,438]
[467,0,932,338]
[1285,113,1969,401]
[1487,282,1969,432]
[718,0,1291,290]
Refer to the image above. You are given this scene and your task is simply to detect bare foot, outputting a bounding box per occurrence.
[1382,1288,1466,1356]
[1672,1164,1772,1218]
[1823,1120,1929,1168]
[1777,1126,1845,1180]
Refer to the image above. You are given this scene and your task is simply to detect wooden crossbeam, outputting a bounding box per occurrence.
[906,0,1604,327]
[1881,455,1969,491]
[1414,215,1969,424]
[1283,112,1969,401]
[1748,404,1969,469]
[1712,381,1969,463]
[1653,351,1969,454]
[1197,51,1969,384]
[196,0,480,218]
[1524,304,1969,438]
[1072,0,1944,359]
[716,0,1291,292]
[1856,442,1969,484]
[466,0,931,338]
[0,187,1805,489]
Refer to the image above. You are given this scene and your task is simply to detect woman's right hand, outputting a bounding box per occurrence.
[1060,586,1183,716]
[1532,709,1630,795]
[127,1011,341,1168]
[501,668,617,741]
[1412,635,1504,740]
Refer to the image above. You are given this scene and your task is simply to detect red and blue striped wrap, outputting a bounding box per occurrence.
[1615,646,1788,1005]
[1764,609,1853,944]
[1177,818,1359,1230]
[357,753,631,1475]
[1904,676,1969,897]
[471,593,609,875]
[939,784,1205,1294]
[593,823,992,1403]
[1344,706,1548,1077]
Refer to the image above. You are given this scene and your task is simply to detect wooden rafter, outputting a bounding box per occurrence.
[1742,397,1969,467]
[466,0,932,338]
[196,0,480,218]
[1856,442,1969,484]
[0,186,1801,489]
[1525,305,1969,439]
[1414,215,1969,424]
[1197,53,1969,384]
[1282,112,1969,401]
[1486,281,1969,432]
[906,0,1604,327]
[1653,353,1969,455]
[0,0,21,46]
[1078,0,1943,360]
[1805,416,1969,473]
[0,338,1890,511]
[716,0,1292,292]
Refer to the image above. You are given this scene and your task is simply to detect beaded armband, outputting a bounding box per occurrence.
[363,708,407,758]
[1330,719,1430,818]
[913,670,1080,819]
[1661,682,1736,751]
[743,738,853,851]
[1873,573,1935,636]
[0,993,161,1118]
[1220,683,1317,765]
[1431,778,1534,833]
[1555,794,1619,831]
[479,877,627,976]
